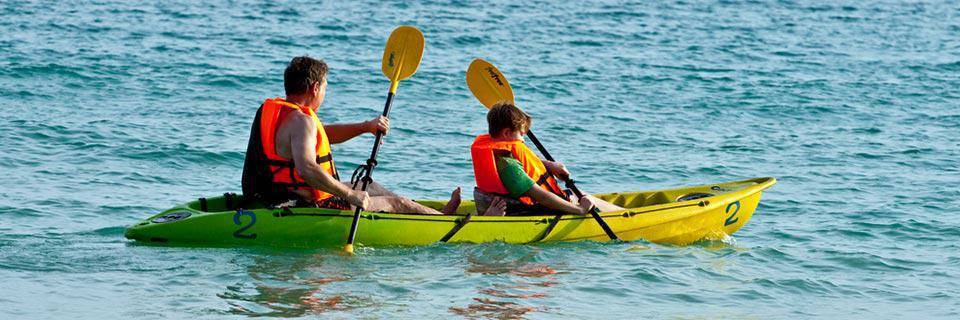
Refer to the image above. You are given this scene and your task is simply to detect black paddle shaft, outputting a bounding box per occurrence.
[345,91,395,247]
[525,130,619,240]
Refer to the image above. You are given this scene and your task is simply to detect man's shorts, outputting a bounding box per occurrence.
[299,196,351,210]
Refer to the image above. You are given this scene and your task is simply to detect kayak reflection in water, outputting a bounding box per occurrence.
[470,102,624,216]
[242,56,461,215]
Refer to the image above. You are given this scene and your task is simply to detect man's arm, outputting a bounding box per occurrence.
[324,116,390,144]
[289,113,369,207]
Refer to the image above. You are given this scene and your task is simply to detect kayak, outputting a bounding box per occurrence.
[124,177,775,248]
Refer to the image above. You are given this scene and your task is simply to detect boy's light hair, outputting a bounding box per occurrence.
[487,101,531,136]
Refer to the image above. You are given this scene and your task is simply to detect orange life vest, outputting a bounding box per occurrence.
[470,134,566,205]
[259,98,339,203]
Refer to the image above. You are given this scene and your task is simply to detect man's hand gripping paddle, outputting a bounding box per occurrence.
[344,26,425,254]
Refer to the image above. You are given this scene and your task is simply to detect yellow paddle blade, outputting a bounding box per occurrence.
[381,25,425,83]
[466,58,515,109]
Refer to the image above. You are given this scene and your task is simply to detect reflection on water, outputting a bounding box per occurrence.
[200,242,753,318]
[479,287,548,299]
[450,298,542,319]
[212,247,568,318]
[450,249,560,319]
[216,253,354,317]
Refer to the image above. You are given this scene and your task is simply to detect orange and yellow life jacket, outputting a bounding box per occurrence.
[258,98,339,203]
[470,134,565,205]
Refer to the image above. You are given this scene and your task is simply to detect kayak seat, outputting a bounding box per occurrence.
[473,188,555,216]
[597,191,670,208]
[643,192,672,206]
[187,193,264,212]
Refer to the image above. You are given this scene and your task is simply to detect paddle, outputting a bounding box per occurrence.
[344,26,425,254]
[465,58,619,241]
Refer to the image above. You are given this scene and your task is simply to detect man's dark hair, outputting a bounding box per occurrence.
[487,101,532,136]
[284,56,328,96]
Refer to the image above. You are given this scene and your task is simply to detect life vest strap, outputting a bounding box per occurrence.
[535,173,568,199]
[316,154,332,164]
[266,159,295,167]
[536,173,551,186]
[267,156,340,183]
[266,154,332,166]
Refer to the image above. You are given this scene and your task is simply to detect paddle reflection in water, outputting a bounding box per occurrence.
[216,253,360,317]
[450,247,561,319]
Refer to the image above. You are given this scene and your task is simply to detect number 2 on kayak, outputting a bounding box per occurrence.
[233,210,257,239]
[724,201,741,226]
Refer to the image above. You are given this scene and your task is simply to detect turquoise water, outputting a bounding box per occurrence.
[2,0,959,318]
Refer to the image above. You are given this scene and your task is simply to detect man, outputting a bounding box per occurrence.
[470,102,624,216]
[243,56,459,214]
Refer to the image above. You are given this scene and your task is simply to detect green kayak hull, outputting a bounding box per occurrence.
[124,177,776,248]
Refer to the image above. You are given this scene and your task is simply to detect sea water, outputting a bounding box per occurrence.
[1,1,958,318]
